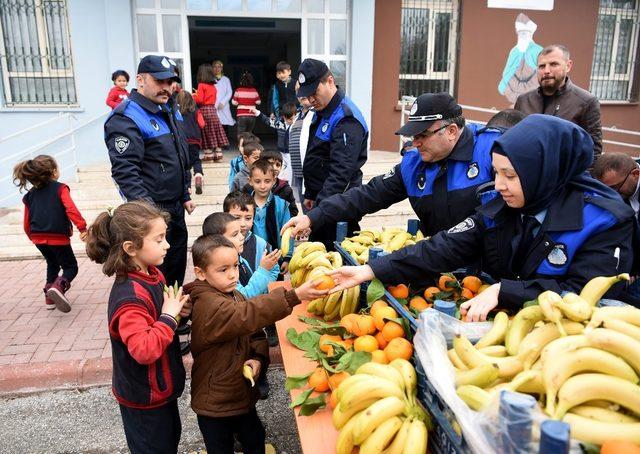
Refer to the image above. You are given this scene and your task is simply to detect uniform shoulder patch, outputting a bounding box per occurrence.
[114,136,130,154]
[448,218,475,234]
[383,167,396,179]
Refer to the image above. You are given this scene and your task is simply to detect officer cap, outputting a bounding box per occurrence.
[296,58,329,98]
[137,55,181,82]
[396,92,462,136]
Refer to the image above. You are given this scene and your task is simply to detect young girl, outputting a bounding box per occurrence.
[177,90,205,195]
[106,70,129,109]
[85,201,191,453]
[232,72,261,135]
[14,155,87,312]
[193,63,228,162]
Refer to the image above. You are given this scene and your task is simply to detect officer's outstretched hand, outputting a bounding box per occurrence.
[281,215,312,240]
[327,265,375,294]
[184,200,196,215]
[459,283,501,322]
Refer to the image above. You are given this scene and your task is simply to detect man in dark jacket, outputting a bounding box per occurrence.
[104,55,196,287]
[515,44,602,160]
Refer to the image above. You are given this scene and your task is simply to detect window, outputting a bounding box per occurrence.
[399,0,458,99]
[590,0,640,101]
[0,0,77,106]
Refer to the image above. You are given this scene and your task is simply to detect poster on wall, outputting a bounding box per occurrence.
[488,0,554,11]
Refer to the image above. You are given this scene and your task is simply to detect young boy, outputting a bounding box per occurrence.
[253,102,297,182]
[184,234,326,454]
[232,142,263,192]
[259,150,298,217]
[229,132,260,190]
[270,61,297,119]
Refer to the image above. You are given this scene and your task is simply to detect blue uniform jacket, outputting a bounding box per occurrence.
[104,90,191,203]
[308,124,501,236]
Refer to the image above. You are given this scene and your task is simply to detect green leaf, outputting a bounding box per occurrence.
[338,351,372,375]
[286,328,321,352]
[298,393,328,416]
[395,297,408,306]
[523,299,539,308]
[289,388,314,408]
[285,372,313,390]
[366,279,385,305]
[298,316,347,336]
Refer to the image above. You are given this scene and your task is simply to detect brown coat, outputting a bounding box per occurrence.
[183,280,300,417]
[514,77,602,159]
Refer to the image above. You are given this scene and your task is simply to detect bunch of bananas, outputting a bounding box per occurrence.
[333,359,430,454]
[288,242,360,321]
[449,274,640,445]
[341,228,425,264]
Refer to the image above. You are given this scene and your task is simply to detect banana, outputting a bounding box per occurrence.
[403,239,416,247]
[579,273,630,306]
[601,318,640,342]
[280,227,293,257]
[563,412,640,445]
[540,334,589,369]
[454,335,524,379]
[316,293,332,315]
[356,362,406,392]
[475,312,510,349]
[388,232,412,252]
[350,235,375,246]
[335,410,363,454]
[352,396,406,445]
[478,345,508,357]
[505,305,544,355]
[324,300,341,321]
[335,374,376,402]
[491,370,541,394]
[358,250,369,264]
[543,347,640,415]
[333,398,381,430]
[328,251,343,268]
[339,286,355,319]
[415,230,425,241]
[585,328,640,374]
[448,348,469,370]
[402,418,428,454]
[243,364,255,387]
[305,265,332,284]
[359,416,403,453]
[298,250,326,269]
[306,254,334,270]
[455,364,499,388]
[556,293,592,322]
[324,290,343,316]
[347,284,361,315]
[571,405,640,424]
[339,377,405,413]
[517,320,585,369]
[588,306,640,329]
[289,267,307,287]
[389,358,418,397]
[456,385,492,411]
[555,373,640,419]
[306,297,320,314]
[538,291,567,337]
[383,416,412,454]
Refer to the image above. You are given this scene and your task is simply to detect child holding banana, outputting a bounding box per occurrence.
[183,234,327,454]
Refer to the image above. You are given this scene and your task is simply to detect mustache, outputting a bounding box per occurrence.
[157,90,171,97]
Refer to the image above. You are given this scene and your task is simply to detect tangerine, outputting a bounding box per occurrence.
[438,275,458,291]
[341,338,354,350]
[384,337,413,361]
[460,288,475,300]
[329,391,339,409]
[371,349,389,364]
[423,286,440,301]
[461,276,482,293]
[409,296,431,312]
[315,274,336,290]
[352,315,376,336]
[601,441,640,454]
[339,313,359,334]
[319,334,342,354]
[375,331,388,349]
[381,321,405,342]
[328,371,351,391]
[388,284,409,299]
[370,300,389,317]
[308,367,329,392]
[373,306,398,331]
[354,335,379,352]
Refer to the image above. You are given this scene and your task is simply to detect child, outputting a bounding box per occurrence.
[106,70,129,109]
[229,132,260,190]
[232,72,261,135]
[177,90,205,195]
[232,142,263,192]
[14,155,87,312]
[183,235,326,453]
[85,201,191,453]
[269,61,297,119]
[255,150,298,217]
[289,86,313,206]
[253,102,297,182]
[193,63,228,162]
[202,212,280,299]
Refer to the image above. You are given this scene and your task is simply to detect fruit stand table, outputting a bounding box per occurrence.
[272,281,339,454]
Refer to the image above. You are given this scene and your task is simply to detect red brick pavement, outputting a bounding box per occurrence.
[0,257,283,394]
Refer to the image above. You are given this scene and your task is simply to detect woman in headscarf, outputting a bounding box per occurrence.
[328,115,636,321]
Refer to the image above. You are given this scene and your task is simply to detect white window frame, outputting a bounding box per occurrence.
[0,0,78,107]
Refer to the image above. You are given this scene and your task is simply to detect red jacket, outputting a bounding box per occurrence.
[106,86,129,109]
[193,83,217,106]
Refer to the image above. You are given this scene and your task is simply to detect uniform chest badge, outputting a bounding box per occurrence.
[448,218,475,234]
[150,119,160,131]
[114,136,130,154]
[467,162,479,179]
[321,123,329,133]
[417,173,426,190]
[547,243,568,266]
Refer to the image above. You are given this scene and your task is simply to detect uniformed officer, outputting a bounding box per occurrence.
[296,58,369,249]
[104,55,195,287]
[282,93,512,241]
[327,115,636,321]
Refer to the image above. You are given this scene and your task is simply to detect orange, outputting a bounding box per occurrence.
[352,315,376,336]
[329,391,339,409]
[371,349,389,364]
[370,300,389,317]
[601,441,640,454]
[381,321,405,342]
[315,274,336,290]
[423,286,440,301]
[354,335,379,352]
[319,334,342,354]
[461,276,482,293]
[460,288,475,300]
[328,371,351,391]
[409,296,431,312]
[341,338,354,350]
[438,275,458,291]
[375,331,388,349]
[373,306,398,331]
[384,337,413,361]
[340,313,360,334]
[308,367,329,392]
[388,284,409,299]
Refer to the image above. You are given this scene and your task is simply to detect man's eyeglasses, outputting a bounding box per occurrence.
[607,168,635,192]
[413,124,449,140]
